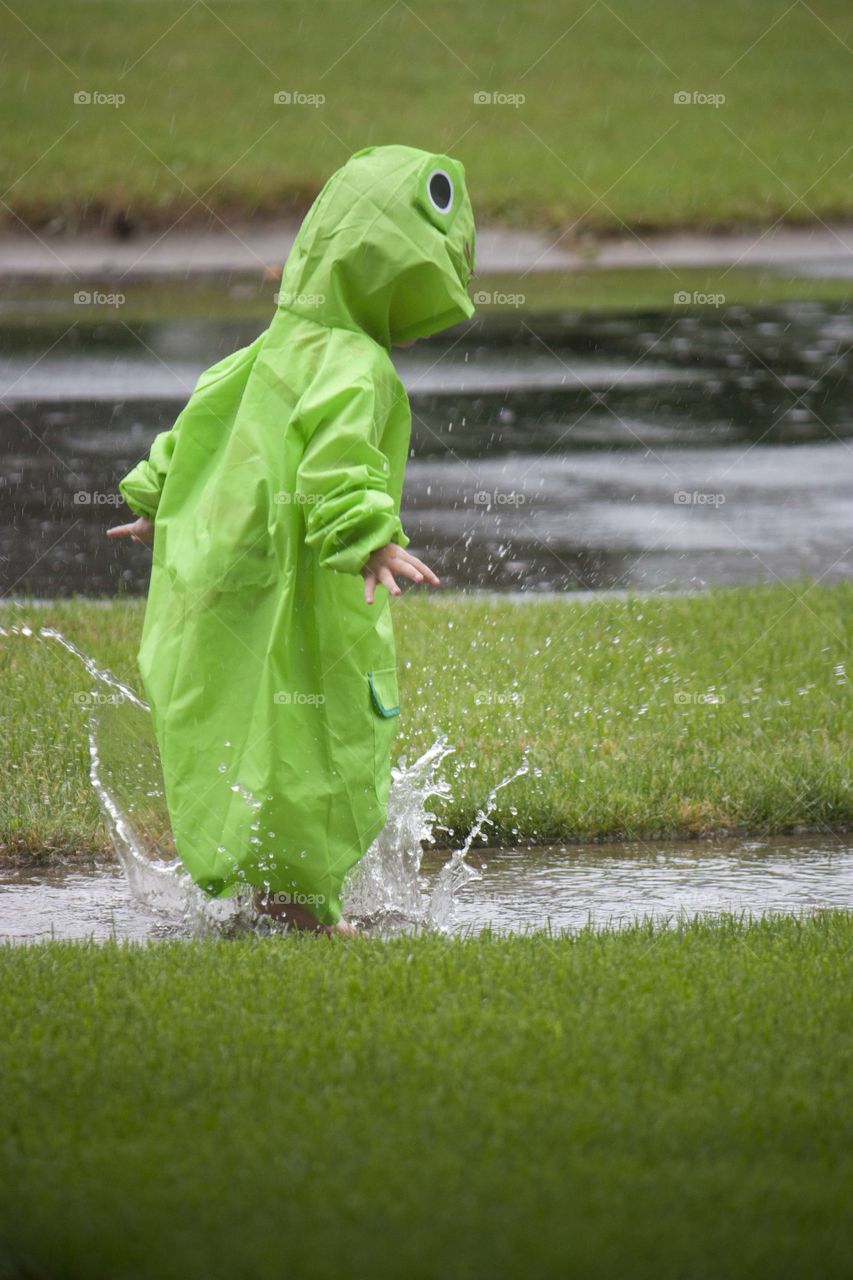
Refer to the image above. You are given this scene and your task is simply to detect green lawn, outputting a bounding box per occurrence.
[1,1,851,233]
[1,582,850,859]
[2,265,852,330]
[0,914,850,1279]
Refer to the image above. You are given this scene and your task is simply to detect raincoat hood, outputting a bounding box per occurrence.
[278,143,476,348]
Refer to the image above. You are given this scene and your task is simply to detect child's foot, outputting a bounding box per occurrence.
[252,888,357,938]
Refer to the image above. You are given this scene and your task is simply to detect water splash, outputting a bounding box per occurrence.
[427,758,531,929]
[34,625,248,933]
[39,627,148,710]
[343,738,455,929]
[5,624,529,937]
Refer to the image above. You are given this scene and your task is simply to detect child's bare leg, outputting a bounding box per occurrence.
[252,887,357,937]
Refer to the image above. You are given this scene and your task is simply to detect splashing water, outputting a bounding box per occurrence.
[37,626,245,935]
[5,624,528,937]
[427,757,531,926]
[342,738,456,928]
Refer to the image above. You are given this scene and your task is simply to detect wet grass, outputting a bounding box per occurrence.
[2,1,851,234]
[0,912,850,1279]
[472,266,853,313]
[2,265,851,330]
[0,581,849,859]
[405,581,852,844]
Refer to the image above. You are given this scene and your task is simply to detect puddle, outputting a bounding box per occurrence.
[2,624,535,941]
[2,299,851,594]
[1,835,850,943]
[0,863,179,944]
[444,835,853,933]
[1,623,850,945]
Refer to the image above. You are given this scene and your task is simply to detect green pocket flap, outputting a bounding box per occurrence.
[368,667,400,718]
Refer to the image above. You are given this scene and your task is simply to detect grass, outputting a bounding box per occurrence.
[472,267,853,312]
[1,1,851,234]
[1,582,850,860]
[0,913,850,1279]
[2,265,852,331]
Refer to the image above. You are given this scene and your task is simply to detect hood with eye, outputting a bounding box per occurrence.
[277,144,476,348]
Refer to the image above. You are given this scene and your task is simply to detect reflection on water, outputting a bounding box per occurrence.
[441,836,853,934]
[0,864,179,944]
[1,835,850,943]
[405,440,853,591]
[1,300,851,595]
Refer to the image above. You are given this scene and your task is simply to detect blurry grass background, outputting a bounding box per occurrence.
[2,266,853,326]
[0,0,851,232]
[0,914,851,1279]
[1,582,849,858]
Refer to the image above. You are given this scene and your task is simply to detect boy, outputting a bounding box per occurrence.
[109,144,476,935]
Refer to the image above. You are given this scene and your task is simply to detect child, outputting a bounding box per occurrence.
[107,144,477,936]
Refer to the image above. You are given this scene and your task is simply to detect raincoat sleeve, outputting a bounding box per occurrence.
[117,335,267,520]
[295,349,411,576]
[117,428,179,520]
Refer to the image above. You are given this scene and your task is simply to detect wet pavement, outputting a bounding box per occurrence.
[1,220,851,279]
[2,299,851,595]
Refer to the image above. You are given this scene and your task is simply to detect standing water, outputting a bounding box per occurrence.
[2,624,530,937]
[0,624,851,943]
[3,299,852,597]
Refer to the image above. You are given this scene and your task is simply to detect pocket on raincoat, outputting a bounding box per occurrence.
[368,666,400,809]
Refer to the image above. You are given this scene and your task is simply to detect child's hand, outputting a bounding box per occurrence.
[361,543,440,605]
[106,516,154,546]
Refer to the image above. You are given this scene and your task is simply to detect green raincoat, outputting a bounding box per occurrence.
[117,144,476,925]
